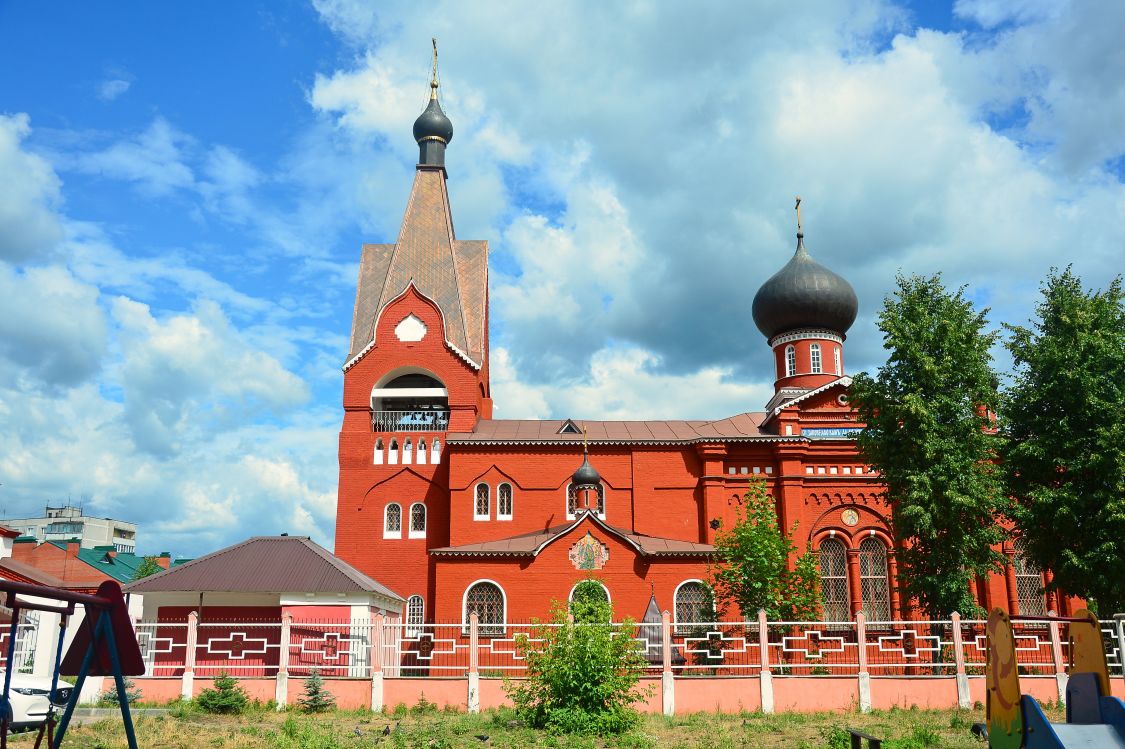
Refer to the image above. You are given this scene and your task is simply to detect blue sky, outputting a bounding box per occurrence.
[1,0,1123,559]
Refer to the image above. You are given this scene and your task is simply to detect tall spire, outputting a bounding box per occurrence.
[413,38,453,167]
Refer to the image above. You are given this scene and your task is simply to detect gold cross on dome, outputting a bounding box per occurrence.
[795,196,802,231]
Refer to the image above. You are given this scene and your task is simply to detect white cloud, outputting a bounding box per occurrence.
[0,114,64,262]
[70,117,195,196]
[97,78,132,102]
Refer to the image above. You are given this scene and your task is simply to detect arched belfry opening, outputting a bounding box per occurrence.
[371,372,449,432]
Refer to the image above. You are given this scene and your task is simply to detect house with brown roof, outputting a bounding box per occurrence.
[126,534,404,623]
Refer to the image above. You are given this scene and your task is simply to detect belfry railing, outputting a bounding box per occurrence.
[371,409,449,433]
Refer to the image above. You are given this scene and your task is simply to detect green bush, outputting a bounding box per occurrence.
[98,677,142,706]
[297,668,337,713]
[504,596,650,735]
[195,671,249,714]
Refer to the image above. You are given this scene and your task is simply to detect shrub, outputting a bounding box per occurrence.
[297,668,336,713]
[195,671,249,714]
[98,677,142,706]
[504,597,650,735]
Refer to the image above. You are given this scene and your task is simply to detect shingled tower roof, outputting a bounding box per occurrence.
[345,64,487,370]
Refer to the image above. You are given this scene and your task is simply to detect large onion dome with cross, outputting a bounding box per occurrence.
[752,198,858,392]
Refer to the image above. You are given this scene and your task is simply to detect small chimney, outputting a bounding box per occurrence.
[66,538,81,557]
[156,552,171,570]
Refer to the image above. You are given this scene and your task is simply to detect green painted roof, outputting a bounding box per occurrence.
[48,542,186,583]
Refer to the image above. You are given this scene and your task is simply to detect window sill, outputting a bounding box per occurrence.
[408,531,426,539]
[383,532,402,540]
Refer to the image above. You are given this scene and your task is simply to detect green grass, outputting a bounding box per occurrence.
[33,702,1062,748]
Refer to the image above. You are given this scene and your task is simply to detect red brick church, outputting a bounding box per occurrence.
[333,71,1057,630]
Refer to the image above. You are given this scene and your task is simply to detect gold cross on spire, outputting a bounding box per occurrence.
[795,195,802,232]
[582,423,588,452]
[430,38,439,99]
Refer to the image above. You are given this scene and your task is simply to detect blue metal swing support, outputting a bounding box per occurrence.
[0,580,139,749]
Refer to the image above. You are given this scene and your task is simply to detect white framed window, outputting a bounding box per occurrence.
[859,537,891,621]
[406,595,425,637]
[416,438,427,465]
[785,345,796,377]
[566,483,605,520]
[383,503,402,539]
[474,483,490,520]
[810,343,822,374]
[464,580,506,636]
[409,502,427,538]
[1014,539,1047,617]
[497,483,513,520]
[430,438,441,463]
[819,537,850,621]
[568,580,610,606]
[834,346,841,376]
[388,439,399,465]
[402,438,413,464]
[673,580,713,632]
[374,438,384,465]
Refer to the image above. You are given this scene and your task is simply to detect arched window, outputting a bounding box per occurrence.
[374,438,384,465]
[464,581,505,636]
[406,595,424,637]
[474,483,490,520]
[388,439,399,465]
[416,438,427,465]
[402,438,413,464]
[497,483,513,520]
[819,538,850,621]
[785,345,796,377]
[1014,539,1047,616]
[810,343,822,374]
[383,503,402,539]
[859,537,891,621]
[834,346,842,376]
[430,439,441,463]
[674,581,713,631]
[409,503,427,538]
[566,483,605,520]
[569,580,610,606]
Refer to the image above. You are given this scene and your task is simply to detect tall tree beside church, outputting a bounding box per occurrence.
[850,274,1007,618]
[1003,268,1125,614]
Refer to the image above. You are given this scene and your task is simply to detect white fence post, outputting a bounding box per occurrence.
[951,611,971,709]
[275,613,292,709]
[31,611,59,680]
[370,614,384,712]
[182,611,198,700]
[661,610,674,716]
[758,609,774,714]
[467,613,480,713]
[856,611,871,713]
[1114,614,1125,689]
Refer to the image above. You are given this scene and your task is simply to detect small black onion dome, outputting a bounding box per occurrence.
[571,451,601,488]
[752,232,858,340]
[413,94,453,145]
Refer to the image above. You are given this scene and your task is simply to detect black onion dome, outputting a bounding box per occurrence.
[571,451,601,488]
[752,233,858,340]
[413,94,453,145]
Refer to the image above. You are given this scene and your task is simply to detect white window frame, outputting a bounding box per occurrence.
[834,346,841,376]
[673,579,712,631]
[408,502,427,539]
[416,438,427,465]
[383,503,402,539]
[430,438,441,464]
[388,439,399,465]
[785,345,796,377]
[374,438,384,465]
[462,579,507,636]
[402,438,413,464]
[497,483,513,520]
[810,343,822,374]
[474,483,490,521]
[405,595,425,637]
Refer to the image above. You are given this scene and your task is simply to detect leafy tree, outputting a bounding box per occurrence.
[708,477,820,621]
[569,578,610,623]
[1003,268,1125,614]
[505,597,649,734]
[130,556,164,581]
[297,668,337,713]
[850,273,1007,619]
[195,671,249,714]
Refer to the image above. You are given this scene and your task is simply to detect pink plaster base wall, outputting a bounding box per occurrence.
[111,675,1125,714]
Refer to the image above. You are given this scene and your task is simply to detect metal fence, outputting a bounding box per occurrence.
[0,613,38,673]
[125,612,1125,680]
